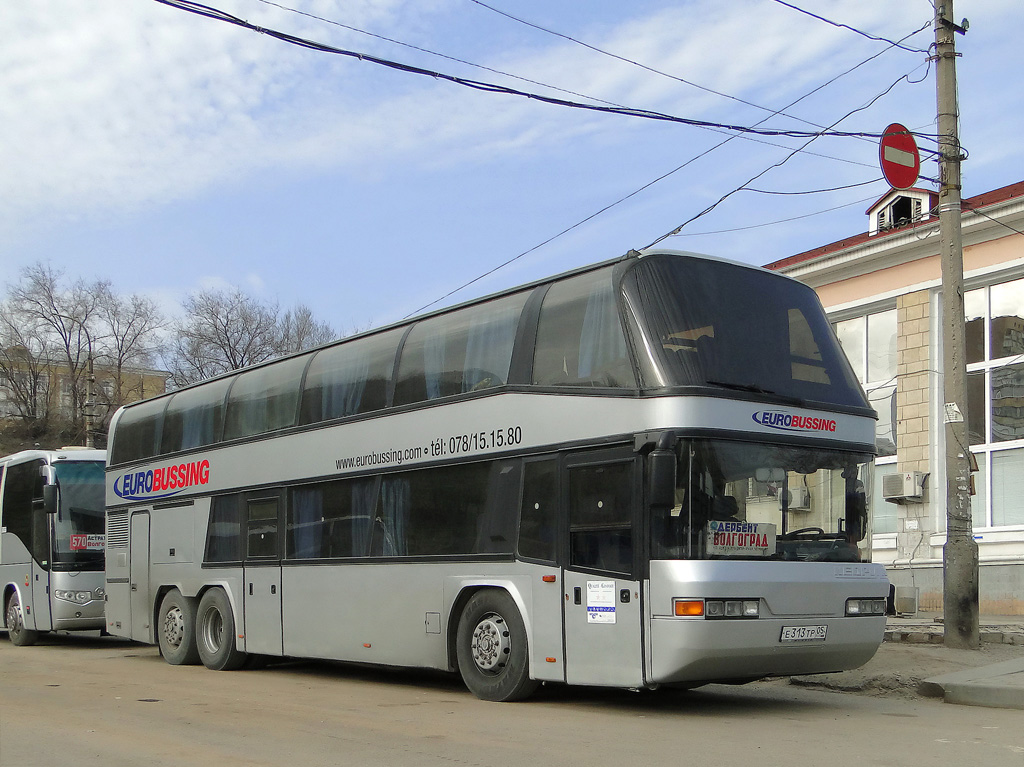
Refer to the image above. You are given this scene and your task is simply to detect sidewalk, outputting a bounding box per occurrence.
[885,611,1024,710]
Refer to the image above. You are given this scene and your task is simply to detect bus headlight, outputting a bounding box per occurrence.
[54,590,98,605]
[845,598,886,616]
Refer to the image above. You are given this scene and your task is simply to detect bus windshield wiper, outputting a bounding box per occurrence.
[707,380,804,405]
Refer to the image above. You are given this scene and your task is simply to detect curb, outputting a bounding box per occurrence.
[884,628,1024,646]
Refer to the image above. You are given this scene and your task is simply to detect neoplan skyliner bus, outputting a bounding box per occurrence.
[104,250,888,701]
[2,448,107,645]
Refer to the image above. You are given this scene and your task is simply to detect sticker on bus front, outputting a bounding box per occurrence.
[586,580,616,624]
[706,520,776,558]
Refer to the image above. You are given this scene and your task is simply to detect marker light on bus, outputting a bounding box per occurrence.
[845,598,886,616]
[673,599,759,618]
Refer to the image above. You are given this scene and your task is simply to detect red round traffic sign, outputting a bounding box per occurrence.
[879,123,920,190]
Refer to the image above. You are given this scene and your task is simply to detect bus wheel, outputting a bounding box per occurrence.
[195,588,247,671]
[5,592,39,647]
[456,590,539,702]
[157,589,200,665]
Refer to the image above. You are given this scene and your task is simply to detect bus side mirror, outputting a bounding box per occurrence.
[42,484,57,515]
[649,450,677,509]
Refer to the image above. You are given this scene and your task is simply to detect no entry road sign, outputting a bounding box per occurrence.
[879,123,920,190]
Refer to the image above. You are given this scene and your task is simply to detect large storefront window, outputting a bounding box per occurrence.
[965,278,1024,529]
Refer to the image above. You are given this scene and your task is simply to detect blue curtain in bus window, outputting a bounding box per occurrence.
[423,331,446,400]
[350,479,375,556]
[181,408,212,450]
[462,304,517,392]
[578,284,629,384]
[291,487,323,558]
[378,478,409,556]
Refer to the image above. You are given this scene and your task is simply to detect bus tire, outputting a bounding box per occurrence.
[456,590,539,702]
[5,592,39,647]
[157,589,200,665]
[195,588,247,671]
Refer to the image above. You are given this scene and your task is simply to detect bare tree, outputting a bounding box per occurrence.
[92,289,165,429]
[278,304,336,354]
[168,289,336,387]
[0,263,164,447]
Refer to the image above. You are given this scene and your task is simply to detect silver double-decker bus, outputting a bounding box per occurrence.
[104,250,888,701]
[2,448,107,645]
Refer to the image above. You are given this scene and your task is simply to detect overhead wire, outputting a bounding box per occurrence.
[769,0,929,53]
[407,16,932,313]
[153,0,916,143]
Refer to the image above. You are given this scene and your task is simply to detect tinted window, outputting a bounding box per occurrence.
[569,461,633,574]
[161,377,231,453]
[518,459,558,562]
[625,256,866,407]
[247,497,279,559]
[1,459,43,556]
[288,477,377,558]
[300,329,403,424]
[371,461,515,557]
[224,355,309,441]
[533,267,635,388]
[111,398,166,464]
[205,494,241,563]
[394,293,527,406]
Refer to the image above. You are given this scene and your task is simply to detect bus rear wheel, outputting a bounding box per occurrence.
[456,590,538,702]
[196,588,247,671]
[157,589,200,665]
[5,592,39,647]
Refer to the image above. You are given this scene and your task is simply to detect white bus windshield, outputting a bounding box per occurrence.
[651,439,873,563]
[52,461,106,569]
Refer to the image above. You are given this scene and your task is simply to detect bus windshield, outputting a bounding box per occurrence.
[651,439,873,563]
[52,461,106,569]
[624,255,867,409]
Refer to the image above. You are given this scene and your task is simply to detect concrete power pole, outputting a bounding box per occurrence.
[935,1,979,649]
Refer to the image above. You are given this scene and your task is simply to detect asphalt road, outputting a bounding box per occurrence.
[2,632,1023,767]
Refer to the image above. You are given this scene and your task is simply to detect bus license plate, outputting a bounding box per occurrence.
[780,625,827,642]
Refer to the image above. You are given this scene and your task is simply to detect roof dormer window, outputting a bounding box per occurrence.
[867,188,935,235]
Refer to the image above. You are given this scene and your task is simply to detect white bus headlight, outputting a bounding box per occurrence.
[54,590,97,605]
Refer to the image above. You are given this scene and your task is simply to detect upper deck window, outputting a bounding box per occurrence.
[532,266,635,388]
[624,256,866,408]
[394,292,528,406]
[110,397,166,464]
[223,355,309,441]
[300,328,403,424]
[161,376,232,454]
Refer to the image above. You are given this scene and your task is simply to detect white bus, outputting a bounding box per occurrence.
[104,250,888,701]
[2,448,107,646]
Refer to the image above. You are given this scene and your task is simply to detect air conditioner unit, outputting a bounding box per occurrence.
[882,471,925,503]
[780,486,811,511]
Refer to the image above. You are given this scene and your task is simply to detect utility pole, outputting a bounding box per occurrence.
[935,0,978,649]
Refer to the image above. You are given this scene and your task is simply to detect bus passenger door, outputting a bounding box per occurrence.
[242,493,283,656]
[129,512,151,641]
[561,451,645,688]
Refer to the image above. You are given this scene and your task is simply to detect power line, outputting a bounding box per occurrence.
[408,23,929,313]
[153,0,911,142]
[671,195,881,237]
[769,0,930,53]
[251,0,880,171]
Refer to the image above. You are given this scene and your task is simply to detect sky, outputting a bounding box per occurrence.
[2,0,1021,338]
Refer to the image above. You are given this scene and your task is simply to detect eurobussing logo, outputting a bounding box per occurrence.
[752,411,837,434]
